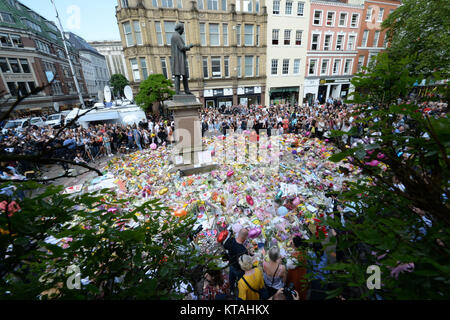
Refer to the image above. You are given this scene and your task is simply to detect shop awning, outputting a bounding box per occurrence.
[270,87,299,94]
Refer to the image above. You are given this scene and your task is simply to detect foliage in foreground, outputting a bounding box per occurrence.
[0,182,216,300]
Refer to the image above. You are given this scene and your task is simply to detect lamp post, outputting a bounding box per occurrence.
[50,0,86,109]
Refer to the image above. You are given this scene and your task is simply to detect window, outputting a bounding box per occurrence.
[11,34,23,48]
[357,55,364,72]
[243,0,252,12]
[256,25,260,46]
[20,59,30,73]
[282,59,289,75]
[284,30,291,45]
[0,12,15,24]
[140,57,148,79]
[123,22,134,46]
[131,58,140,81]
[326,12,335,26]
[222,0,227,10]
[332,59,341,75]
[313,10,322,25]
[321,59,329,75]
[28,82,36,92]
[211,57,221,78]
[236,24,241,46]
[361,30,369,47]
[152,0,157,7]
[350,13,359,27]
[244,24,254,46]
[0,33,12,47]
[347,35,355,50]
[57,48,65,59]
[0,58,10,72]
[52,81,63,95]
[223,24,228,46]
[23,18,42,32]
[255,56,259,76]
[121,0,129,8]
[17,82,27,96]
[286,1,292,15]
[271,59,278,75]
[256,0,260,12]
[197,0,204,9]
[8,58,21,73]
[293,59,300,74]
[272,29,279,45]
[245,56,253,77]
[336,34,344,50]
[155,22,163,45]
[368,53,376,67]
[308,59,317,75]
[134,21,143,45]
[7,82,17,96]
[209,23,220,46]
[311,34,319,50]
[202,57,208,78]
[200,23,206,46]
[273,1,280,14]
[378,8,384,22]
[161,0,174,8]
[48,33,58,41]
[224,56,229,77]
[237,56,241,77]
[366,7,373,21]
[297,2,304,16]
[343,59,352,75]
[161,57,168,78]
[339,13,347,27]
[208,0,218,10]
[295,30,302,45]
[324,34,332,50]
[373,30,380,47]
[164,21,176,45]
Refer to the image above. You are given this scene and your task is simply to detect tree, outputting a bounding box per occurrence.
[321,51,450,300]
[135,74,175,114]
[109,74,129,98]
[383,0,450,80]
[0,184,218,299]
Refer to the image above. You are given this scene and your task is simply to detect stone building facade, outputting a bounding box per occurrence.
[116,0,267,108]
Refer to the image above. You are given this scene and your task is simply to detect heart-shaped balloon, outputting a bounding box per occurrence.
[246,195,254,206]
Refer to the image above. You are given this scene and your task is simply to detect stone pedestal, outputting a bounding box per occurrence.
[166,94,217,175]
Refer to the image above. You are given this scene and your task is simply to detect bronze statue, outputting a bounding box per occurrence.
[171,22,194,95]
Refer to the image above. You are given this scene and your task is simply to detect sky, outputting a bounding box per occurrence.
[19,0,120,41]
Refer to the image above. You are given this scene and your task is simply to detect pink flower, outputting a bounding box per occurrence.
[0,201,7,212]
[390,262,415,279]
[7,201,21,217]
[365,160,380,166]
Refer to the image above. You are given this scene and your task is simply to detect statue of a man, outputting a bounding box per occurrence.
[171,22,194,95]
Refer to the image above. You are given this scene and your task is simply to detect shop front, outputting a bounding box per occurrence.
[304,79,320,105]
[237,86,262,106]
[269,87,299,106]
[204,88,233,109]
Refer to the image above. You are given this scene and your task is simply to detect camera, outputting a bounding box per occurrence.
[283,282,296,300]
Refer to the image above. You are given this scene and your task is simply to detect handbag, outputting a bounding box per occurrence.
[241,275,270,300]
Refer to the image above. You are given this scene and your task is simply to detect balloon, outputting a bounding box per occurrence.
[365,160,380,167]
[377,153,386,159]
[259,186,267,193]
[217,230,229,243]
[173,209,187,217]
[277,206,288,216]
[292,150,297,155]
[150,143,157,150]
[159,187,168,195]
[275,190,283,201]
[292,197,301,206]
[246,195,254,206]
[248,227,261,238]
[227,170,234,177]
